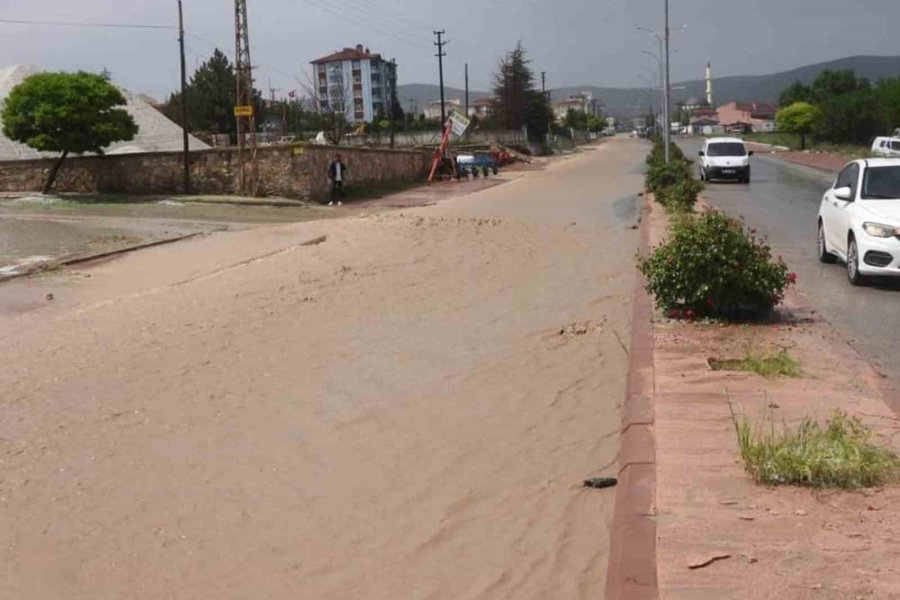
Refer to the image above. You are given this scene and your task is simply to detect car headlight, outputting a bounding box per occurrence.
[862,222,900,238]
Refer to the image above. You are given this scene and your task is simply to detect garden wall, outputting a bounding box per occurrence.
[0,144,431,202]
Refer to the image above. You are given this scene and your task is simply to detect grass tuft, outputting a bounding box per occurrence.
[737,410,900,489]
[710,348,801,378]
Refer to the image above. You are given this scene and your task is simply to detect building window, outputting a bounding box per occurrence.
[352,60,360,69]
[353,74,362,85]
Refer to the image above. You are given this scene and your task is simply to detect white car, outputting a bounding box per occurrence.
[817,158,900,285]
[871,137,900,158]
[698,137,754,183]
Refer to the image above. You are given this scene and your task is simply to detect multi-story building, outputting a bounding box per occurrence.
[311,45,397,123]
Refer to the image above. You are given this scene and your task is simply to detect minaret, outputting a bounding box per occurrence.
[705,61,713,107]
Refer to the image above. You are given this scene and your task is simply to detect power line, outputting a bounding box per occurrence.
[0,18,172,30]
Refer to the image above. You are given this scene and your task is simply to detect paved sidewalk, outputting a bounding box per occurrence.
[644,199,900,599]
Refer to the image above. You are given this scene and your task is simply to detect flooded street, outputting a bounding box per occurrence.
[0,194,337,277]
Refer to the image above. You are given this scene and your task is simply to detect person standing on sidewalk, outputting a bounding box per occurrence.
[328,154,347,206]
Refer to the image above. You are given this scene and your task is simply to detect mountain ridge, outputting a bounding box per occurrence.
[398,55,900,119]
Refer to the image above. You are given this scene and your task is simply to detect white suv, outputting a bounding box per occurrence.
[817,158,900,285]
[871,137,900,158]
[698,137,754,183]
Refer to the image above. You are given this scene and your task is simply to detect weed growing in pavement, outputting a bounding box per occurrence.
[736,410,900,489]
[710,348,801,378]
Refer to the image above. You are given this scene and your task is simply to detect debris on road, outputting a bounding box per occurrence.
[687,553,731,569]
[583,477,618,489]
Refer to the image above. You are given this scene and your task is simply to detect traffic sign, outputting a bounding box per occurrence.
[234,105,253,117]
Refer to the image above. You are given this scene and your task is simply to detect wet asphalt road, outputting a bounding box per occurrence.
[678,139,900,407]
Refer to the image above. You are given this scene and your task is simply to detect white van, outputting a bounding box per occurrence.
[871,137,900,158]
[698,137,753,183]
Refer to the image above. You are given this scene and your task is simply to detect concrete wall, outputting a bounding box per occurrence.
[0,144,430,202]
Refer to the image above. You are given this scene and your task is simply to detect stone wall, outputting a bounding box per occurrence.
[343,129,527,148]
[0,144,430,202]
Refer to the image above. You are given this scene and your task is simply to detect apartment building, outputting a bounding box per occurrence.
[311,45,397,123]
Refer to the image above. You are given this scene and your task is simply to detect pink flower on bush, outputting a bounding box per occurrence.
[786,272,798,285]
[684,309,695,320]
[667,308,682,319]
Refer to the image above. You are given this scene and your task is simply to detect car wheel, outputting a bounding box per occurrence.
[743,169,751,184]
[846,236,866,286]
[817,221,837,264]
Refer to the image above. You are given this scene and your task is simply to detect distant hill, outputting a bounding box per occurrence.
[399,55,900,120]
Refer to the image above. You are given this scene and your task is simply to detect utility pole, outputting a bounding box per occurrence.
[177,0,190,194]
[433,30,448,125]
[464,62,469,118]
[234,0,256,193]
[664,0,671,163]
[389,58,397,148]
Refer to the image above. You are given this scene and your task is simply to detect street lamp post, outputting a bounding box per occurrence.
[664,0,671,164]
[636,17,686,164]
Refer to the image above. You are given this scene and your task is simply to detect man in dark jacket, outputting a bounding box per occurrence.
[327,154,347,206]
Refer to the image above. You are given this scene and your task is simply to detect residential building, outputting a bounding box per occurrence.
[469,97,495,119]
[423,98,461,120]
[716,101,777,133]
[311,44,397,123]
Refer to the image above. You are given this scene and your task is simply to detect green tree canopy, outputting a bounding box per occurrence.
[163,48,263,138]
[491,42,551,141]
[1,70,138,193]
[775,102,820,149]
[778,81,811,107]
[877,78,900,131]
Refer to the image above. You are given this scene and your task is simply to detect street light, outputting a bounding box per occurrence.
[636,20,687,163]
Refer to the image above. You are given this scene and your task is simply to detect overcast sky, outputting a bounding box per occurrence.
[1,0,899,101]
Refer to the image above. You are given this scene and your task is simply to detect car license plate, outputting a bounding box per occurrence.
[722,169,735,174]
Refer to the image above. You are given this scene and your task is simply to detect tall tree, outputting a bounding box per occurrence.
[492,42,537,133]
[163,48,263,138]
[1,71,138,193]
[877,78,900,131]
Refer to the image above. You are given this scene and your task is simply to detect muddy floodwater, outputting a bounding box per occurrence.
[0,194,335,276]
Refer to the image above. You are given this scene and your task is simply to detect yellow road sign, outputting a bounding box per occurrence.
[234,105,253,117]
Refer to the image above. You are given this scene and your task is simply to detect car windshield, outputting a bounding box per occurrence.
[707,143,747,157]
[861,166,900,199]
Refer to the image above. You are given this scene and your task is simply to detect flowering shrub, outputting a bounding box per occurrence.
[646,160,691,193]
[640,212,795,320]
[655,177,703,212]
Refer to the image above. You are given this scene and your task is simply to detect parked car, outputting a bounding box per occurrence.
[871,137,900,158]
[698,137,754,183]
[817,158,900,285]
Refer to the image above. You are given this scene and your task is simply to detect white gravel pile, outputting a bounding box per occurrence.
[0,64,209,161]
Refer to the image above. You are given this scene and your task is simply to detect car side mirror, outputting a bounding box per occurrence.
[748,150,755,156]
[698,150,705,156]
[834,186,853,201]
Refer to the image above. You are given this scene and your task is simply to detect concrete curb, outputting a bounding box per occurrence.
[0,232,204,283]
[604,195,658,600]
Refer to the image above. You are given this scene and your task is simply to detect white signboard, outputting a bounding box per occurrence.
[448,110,470,137]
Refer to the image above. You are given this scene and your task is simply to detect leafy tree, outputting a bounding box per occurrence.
[587,114,608,132]
[163,48,263,139]
[877,78,900,131]
[775,102,820,149]
[564,108,588,129]
[811,69,867,103]
[814,89,885,145]
[1,71,138,193]
[779,81,811,107]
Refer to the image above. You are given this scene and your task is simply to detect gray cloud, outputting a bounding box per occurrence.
[1,0,898,101]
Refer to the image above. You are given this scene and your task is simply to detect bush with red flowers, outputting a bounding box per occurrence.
[640,212,795,320]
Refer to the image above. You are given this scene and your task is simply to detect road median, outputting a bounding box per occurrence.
[641,196,900,598]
